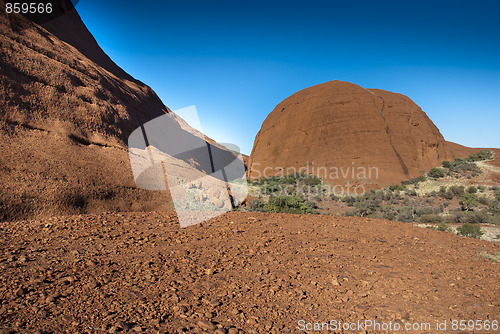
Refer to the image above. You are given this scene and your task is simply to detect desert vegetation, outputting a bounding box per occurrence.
[246,173,321,214]
[242,150,499,240]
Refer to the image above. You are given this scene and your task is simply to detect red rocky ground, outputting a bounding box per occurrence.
[1,211,498,333]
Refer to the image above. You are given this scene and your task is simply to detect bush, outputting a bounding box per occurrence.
[446,210,492,224]
[428,167,445,179]
[467,186,477,194]
[442,161,452,169]
[401,175,427,186]
[436,222,451,232]
[428,222,451,232]
[467,150,493,162]
[329,194,340,201]
[448,185,465,198]
[420,214,443,224]
[460,193,479,211]
[457,223,484,239]
[264,195,316,214]
[389,184,405,191]
[479,196,490,205]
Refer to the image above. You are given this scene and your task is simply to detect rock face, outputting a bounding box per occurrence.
[248,81,454,189]
[0,1,237,220]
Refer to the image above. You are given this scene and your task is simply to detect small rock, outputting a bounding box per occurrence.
[115,319,131,330]
[14,287,26,297]
[197,320,217,331]
[208,299,220,307]
[215,329,227,334]
[45,294,58,303]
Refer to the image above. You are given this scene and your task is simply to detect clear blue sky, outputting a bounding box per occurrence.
[77,0,499,155]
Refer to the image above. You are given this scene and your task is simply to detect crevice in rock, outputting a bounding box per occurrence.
[367,89,410,177]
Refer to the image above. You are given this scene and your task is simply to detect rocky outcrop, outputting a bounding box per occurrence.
[0,1,238,220]
[248,81,455,189]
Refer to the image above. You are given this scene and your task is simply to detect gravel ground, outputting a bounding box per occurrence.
[1,211,499,333]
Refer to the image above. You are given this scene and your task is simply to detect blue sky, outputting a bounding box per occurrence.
[77,0,499,155]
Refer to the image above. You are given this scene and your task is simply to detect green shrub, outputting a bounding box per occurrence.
[467,186,477,194]
[457,223,483,239]
[436,222,451,232]
[438,186,447,197]
[428,167,445,179]
[460,193,479,211]
[389,184,405,191]
[449,185,465,197]
[446,210,492,224]
[401,175,427,186]
[478,196,490,205]
[420,214,443,224]
[467,150,493,162]
[264,195,316,214]
[428,222,450,232]
[442,161,452,169]
[329,194,340,201]
[495,190,500,202]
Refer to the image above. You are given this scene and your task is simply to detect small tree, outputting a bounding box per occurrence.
[442,160,452,169]
[460,193,479,211]
[428,167,445,179]
[467,186,477,194]
[457,223,483,239]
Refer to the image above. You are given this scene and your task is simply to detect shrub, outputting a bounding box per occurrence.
[460,193,479,211]
[447,210,492,224]
[467,186,477,194]
[407,189,418,197]
[415,206,440,216]
[437,222,451,232]
[467,150,493,162]
[478,196,490,205]
[438,186,447,197]
[428,167,445,179]
[429,222,451,232]
[420,214,443,224]
[401,175,427,186]
[329,194,340,201]
[264,195,316,214]
[389,184,405,191]
[449,185,465,197]
[457,223,483,239]
[442,161,452,169]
